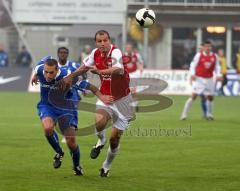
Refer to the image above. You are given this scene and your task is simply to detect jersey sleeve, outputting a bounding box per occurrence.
[74,80,90,92]
[111,49,123,69]
[83,48,97,67]
[71,62,81,70]
[189,53,201,75]
[34,64,43,75]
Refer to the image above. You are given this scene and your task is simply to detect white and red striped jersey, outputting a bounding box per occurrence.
[83,44,130,101]
[190,51,221,78]
[123,52,143,73]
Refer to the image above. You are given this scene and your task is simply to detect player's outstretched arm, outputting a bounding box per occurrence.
[88,83,114,104]
[59,64,89,90]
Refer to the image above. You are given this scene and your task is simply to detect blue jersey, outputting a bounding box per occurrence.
[58,60,81,73]
[35,58,90,129]
[35,64,77,106]
[36,57,80,73]
[35,63,90,108]
[36,57,86,101]
[0,51,8,67]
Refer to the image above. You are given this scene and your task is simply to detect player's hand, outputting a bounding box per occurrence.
[89,66,100,75]
[189,75,196,85]
[99,95,114,105]
[31,74,39,86]
[190,75,196,81]
[58,75,72,90]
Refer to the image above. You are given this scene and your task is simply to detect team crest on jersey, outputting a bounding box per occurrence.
[210,57,215,62]
[128,63,134,68]
[204,61,212,69]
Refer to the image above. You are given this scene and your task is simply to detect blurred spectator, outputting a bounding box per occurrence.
[79,44,91,63]
[0,44,8,67]
[236,47,240,74]
[123,42,144,112]
[217,48,227,95]
[15,46,32,67]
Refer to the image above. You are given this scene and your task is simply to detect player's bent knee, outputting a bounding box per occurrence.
[65,136,76,149]
[42,118,55,135]
[95,115,108,130]
[43,126,55,136]
[109,136,120,149]
[95,109,110,130]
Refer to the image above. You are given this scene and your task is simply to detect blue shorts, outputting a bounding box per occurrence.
[37,104,78,131]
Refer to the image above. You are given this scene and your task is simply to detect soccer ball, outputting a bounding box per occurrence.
[135,8,156,28]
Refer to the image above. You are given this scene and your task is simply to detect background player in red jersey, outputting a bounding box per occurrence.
[123,42,144,111]
[60,30,135,177]
[180,40,223,120]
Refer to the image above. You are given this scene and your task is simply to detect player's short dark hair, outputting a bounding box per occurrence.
[204,40,212,45]
[57,47,69,54]
[45,58,58,69]
[94,30,111,41]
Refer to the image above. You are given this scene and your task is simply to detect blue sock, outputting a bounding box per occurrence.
[46,131,63,154]
[70,145,80,167]
[201,97,207,116]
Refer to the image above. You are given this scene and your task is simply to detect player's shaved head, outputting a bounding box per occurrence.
[94,30,111,41]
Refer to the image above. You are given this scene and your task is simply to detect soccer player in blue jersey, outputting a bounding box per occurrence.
[32,58,113,175]
[56,47,87,143]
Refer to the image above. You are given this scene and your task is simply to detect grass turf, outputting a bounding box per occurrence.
[0,92,239,191]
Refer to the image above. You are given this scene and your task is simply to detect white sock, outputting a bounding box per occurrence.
[95,129,106,147]
[102,146,119,171]
[131,100,138,107]
[206,100,213,117]
[181,98,193,118]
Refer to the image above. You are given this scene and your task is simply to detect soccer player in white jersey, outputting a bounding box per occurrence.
[59,30,135,177]
[181,40,223,120]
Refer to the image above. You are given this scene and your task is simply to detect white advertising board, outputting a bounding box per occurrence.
[12,0,126,24]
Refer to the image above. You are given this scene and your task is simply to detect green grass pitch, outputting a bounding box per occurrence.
[0,92,239,191]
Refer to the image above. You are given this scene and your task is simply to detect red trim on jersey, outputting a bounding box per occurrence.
[196,52,217,78]
[93,45,130,100]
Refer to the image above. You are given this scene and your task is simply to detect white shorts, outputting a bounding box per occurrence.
[192,77,215,95]
[129,70,141,79]
[129,70,143,92]
[96,94,135,131]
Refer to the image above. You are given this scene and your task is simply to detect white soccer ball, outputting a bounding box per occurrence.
[135,8,156,28]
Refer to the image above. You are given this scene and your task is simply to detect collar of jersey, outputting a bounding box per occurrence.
[107,44,113,57]
[203,51,213,56]
[58,60,69,67]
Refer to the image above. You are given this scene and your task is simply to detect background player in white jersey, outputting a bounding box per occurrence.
[59,30,135,177]
[180,40,223,120]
